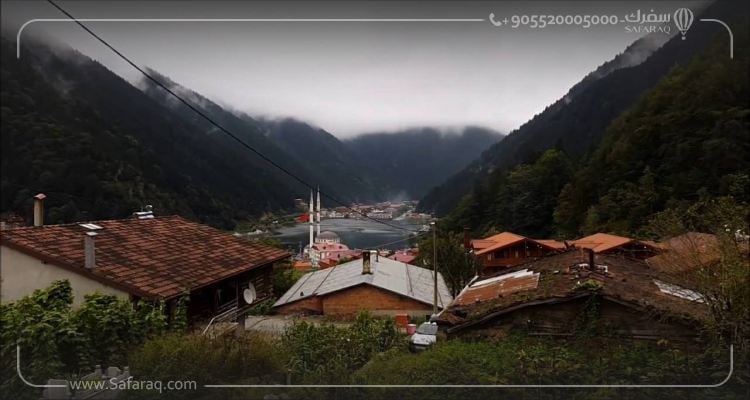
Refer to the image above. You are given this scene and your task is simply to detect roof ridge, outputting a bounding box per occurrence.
[404,262,414,297]
[1,214,184,232]
[310,262,339,296]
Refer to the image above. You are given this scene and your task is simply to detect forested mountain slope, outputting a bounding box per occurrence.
[345,127,503,199]
[418,1,732,216]
[260,118,386,203]
[443,20,749,239]
[1,39,299,229]
[141,73,387,203]
[554,30,749,237]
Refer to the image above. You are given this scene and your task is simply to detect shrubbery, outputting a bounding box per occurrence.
[348,337,743,400]
[3,282,747,400]
[0,280,181,399]
[126,333,287,399]
[282,312,401,384]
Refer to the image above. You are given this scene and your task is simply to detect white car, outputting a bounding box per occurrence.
[409,322,438,352]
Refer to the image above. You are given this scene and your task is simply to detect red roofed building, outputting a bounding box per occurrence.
[436,251,709,340]
[0,215,290,322]
[471,232,565,275]
[388,250,417,264]
[572,233,658,259]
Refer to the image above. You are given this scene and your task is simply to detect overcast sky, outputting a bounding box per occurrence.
[1,1,704,137]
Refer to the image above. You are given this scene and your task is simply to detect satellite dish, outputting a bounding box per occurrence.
[242,283,257,304]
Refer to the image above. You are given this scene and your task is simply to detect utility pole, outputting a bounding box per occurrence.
[431,221,438,316]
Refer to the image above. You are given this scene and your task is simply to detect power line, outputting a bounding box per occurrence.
[45,0,419,233]
[369,231,428,249]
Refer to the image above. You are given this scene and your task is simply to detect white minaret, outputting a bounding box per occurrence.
[316,187,321,236]
[309,189,314,253]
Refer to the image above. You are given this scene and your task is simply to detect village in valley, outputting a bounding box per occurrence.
[2,190,747,399]
[1,0,748,399]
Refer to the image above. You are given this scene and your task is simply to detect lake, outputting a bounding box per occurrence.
[273,218,424,253]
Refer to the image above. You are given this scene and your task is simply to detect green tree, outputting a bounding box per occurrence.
[416,230,478,296]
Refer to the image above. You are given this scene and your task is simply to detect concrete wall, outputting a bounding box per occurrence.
[0,245,129,307]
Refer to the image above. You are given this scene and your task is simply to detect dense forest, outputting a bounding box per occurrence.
[344,127,503,199]
[1,37,497,228]
[1,38,306,229]
[418,0,733,216]
[442,22,749,239]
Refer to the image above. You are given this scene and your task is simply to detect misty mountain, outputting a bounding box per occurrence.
[418,1,729,215]
[138,71,385,204]
[1,38,304,229]
[257,117,386,203]
[1,32,502,230]
[344,127,503,199]
[140,71,501,202]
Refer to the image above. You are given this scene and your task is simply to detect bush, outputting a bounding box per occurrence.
[349,336,744,400]
[0,280,169,399]
[282,312,401,384]
[126,333,287,399]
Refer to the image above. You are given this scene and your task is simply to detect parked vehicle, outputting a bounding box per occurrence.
[409,322,438,352]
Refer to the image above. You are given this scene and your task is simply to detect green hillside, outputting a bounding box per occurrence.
[442,26,749,239]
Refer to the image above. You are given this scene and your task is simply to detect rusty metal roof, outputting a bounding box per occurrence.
[453,269,540,306]
[438,250,710,331]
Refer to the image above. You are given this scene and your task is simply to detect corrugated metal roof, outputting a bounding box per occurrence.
[273,256,452,308]
[453,269,540,306]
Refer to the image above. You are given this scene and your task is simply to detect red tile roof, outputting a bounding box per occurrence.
[572,233,635,253]
[389,252,417,264]
[474,232,564,255]
[535,239,567,250]
[1,216,290,299]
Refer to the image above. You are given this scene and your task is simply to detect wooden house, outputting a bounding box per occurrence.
[436,251,708,341]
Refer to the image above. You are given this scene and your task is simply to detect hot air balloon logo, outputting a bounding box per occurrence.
[673,8,694,40]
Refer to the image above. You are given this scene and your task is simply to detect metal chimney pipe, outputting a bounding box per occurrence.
[362,250,371,274]
[33,193,46,227]
[85,231,97,269]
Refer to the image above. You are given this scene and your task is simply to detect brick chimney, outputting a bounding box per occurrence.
[463,227,471,250]
[362,250,372,274]
[33,193,46,227]
[85,231,97,269]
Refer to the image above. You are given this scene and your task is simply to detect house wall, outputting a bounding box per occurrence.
[275,295,324,315]
[0,245,129,307]
[322,285,432,317]
[187,263,275,321]
[275,284,434,317]
[479,241,555,274]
